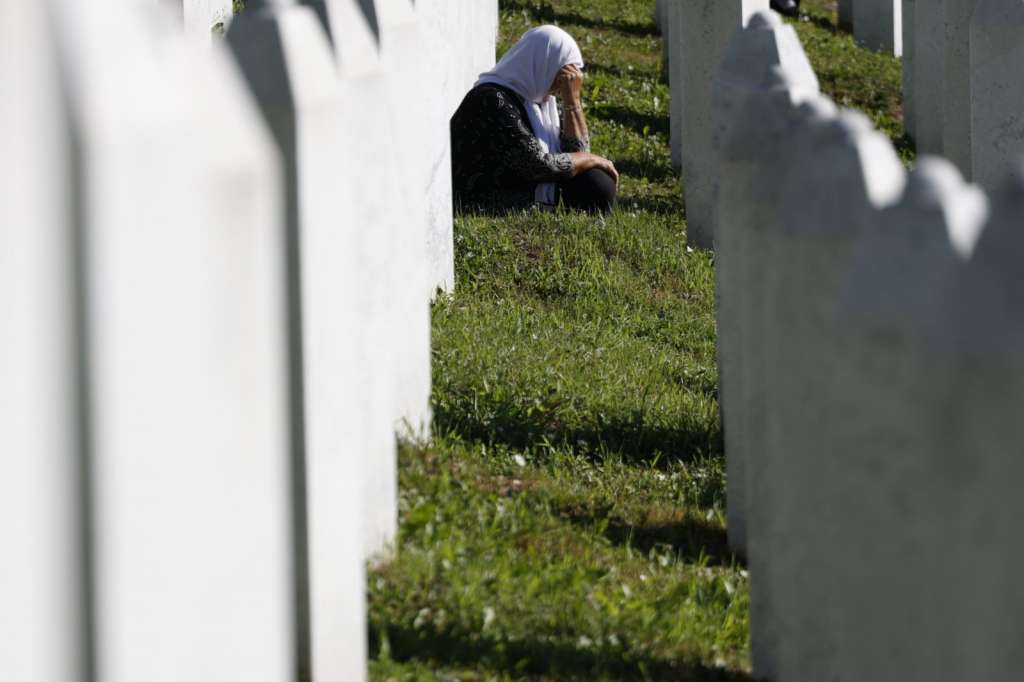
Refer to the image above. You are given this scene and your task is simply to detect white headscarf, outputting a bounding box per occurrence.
[476,25,584,206]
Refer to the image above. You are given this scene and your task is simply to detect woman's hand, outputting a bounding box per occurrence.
[591,154,619,190]
[569,152,620,191]
[552,64,584,103]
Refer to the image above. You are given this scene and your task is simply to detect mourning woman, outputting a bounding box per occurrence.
[450,26,619,215]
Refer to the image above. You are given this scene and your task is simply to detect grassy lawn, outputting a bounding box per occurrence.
[367,1,907,680]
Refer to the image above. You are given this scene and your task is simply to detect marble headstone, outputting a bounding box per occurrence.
[854,0,903,55]
[773,110,905,682]
[679,0,768,249]
[828,158,986,682]
[711,12,819,677]
[1,1,85,679]
[54,1,296,679]
[943,0,980,175]
[969,0,1024,190]
[227,1,367,679]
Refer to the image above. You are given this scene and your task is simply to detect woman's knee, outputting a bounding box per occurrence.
[562,168,617,215]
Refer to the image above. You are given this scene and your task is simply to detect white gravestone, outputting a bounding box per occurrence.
[854,0,903,55]
[53,1,296,680]
[903,0,916,137]
[712,10,818,555]
[910,0,945,153]
[301,0,404,557]
[945,167,1024,681]
[943,0,979,175]
[970,0,1024,190]
[773,110,905,682]
[711,12,819,678]
[409,0,457,296]
[839,0,855,30]
[227,1,367,679]
[1,1,85,680]
[668,0,684,169]
[828,158,986,682]
[679,0,768,249]
[377,0,435,438]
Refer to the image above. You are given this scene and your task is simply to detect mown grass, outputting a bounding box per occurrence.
[369,1,907,680]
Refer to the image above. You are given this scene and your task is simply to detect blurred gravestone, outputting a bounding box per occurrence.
[0,1,86,679]
[227,1,367,679]
[911,0,945,153]
[53,1,296,680]
[773,110,905,682]
[711,12,819,678]
[680,0,768,249]
[301,0,404,558]
[903,0,916,137]
[161,0,234,37]
[943,0,980,175]
[947,167,1024,681]
[970,0,1024,189]
[854,0,903,54]
[828,158,986,682]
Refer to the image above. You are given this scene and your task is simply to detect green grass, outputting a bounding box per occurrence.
[369,1,907,680]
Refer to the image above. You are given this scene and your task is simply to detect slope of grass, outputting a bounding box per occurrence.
[368,1,906,680]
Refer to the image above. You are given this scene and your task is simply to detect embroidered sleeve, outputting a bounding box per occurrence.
[560,133,591,153]
[489,89,576,184]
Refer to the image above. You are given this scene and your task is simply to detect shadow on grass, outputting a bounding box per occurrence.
[434,403,722,466]
[502,0,659,38]
[560,506,742,568]
[370,624,751,681]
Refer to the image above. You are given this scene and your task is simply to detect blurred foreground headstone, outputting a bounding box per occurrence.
[711,11,818,678]
[227,1,367,679]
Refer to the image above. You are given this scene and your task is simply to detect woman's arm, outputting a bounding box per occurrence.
[553,65,589,145]
[553,66,618,189]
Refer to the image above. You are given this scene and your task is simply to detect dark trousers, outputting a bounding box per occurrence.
[559,168,617,215]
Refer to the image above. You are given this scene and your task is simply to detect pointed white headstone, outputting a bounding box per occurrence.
[772,110,905,682]
[377,0,435,437]
[227,1,367,679]
[53,0,296,679]
[301,0,404,558]
[679,0,768,249]
[828,158,986,682]
[0,1,86,679]
[970,0,1024,190]
[711,12,819,677]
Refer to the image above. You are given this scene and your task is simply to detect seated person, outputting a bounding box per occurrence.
[450,25,619,215]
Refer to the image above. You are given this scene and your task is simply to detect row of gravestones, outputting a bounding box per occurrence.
[655,0,1024,251]
[715,11,1023,682]
[0,0,497,680]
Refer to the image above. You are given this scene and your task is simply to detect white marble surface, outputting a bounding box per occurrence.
[227,2,367,679]
[1,1,84,679]
[711,12,818,678]
[53,0,296,679]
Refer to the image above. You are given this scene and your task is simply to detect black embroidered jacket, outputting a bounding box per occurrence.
[450,83,590,213]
